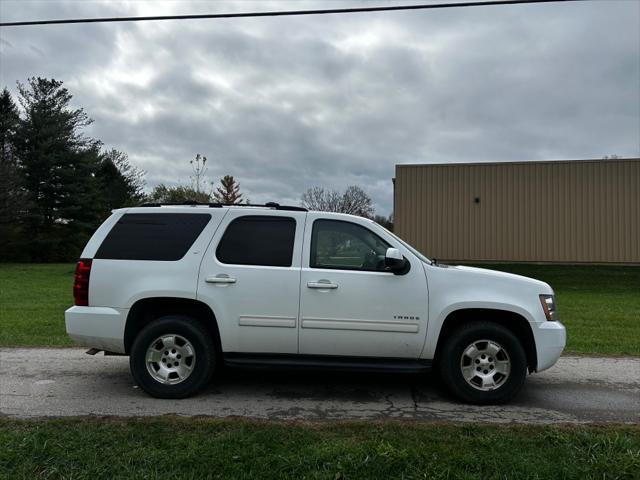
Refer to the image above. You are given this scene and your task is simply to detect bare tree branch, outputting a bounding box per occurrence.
[301,185,374,217]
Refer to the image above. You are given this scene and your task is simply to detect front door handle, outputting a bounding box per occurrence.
[307,281,338,289]
[206,275,236,284]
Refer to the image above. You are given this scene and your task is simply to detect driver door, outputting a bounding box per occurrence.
[298,213,429,358]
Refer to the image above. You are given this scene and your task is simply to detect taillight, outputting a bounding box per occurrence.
[73,259,92,306]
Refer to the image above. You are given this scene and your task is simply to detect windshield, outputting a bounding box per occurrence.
[376,224,432,264]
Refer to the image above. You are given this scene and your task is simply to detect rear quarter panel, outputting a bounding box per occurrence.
[88,209,227,308]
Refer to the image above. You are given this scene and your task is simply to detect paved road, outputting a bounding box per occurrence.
[1,348,638,423]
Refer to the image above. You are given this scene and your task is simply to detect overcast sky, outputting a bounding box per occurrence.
[1,0,638,214]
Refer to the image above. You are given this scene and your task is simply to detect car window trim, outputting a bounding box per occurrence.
[215,214,297,267]
[309,218,397,273]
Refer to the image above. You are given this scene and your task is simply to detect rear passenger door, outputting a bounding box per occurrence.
[197,210,307,354]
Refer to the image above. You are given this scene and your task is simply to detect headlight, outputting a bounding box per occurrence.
[539,294,557,321]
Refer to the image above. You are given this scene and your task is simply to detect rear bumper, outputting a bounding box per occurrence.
[534,320,566,372]
[65,306,128,353]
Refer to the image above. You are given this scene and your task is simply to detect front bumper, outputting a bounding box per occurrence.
[534,320,566,372]
[65,305,128,353]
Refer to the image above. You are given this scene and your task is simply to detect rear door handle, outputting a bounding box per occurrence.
[307,281,338,289]
[206,275,236,284]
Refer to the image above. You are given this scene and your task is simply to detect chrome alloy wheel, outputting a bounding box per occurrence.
[460,339,511,391]
[145,334,196,385]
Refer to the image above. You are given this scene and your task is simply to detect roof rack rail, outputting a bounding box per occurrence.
[138,201,308,212]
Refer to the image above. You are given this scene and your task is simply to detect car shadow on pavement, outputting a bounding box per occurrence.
[204,367,450,403]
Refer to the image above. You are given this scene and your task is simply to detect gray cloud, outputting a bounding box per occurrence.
[1,0,638,214]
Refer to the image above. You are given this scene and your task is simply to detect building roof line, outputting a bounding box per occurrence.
[396,158,640,168]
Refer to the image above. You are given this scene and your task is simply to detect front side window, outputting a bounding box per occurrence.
[216,216,296,267]
[311,219,391,271]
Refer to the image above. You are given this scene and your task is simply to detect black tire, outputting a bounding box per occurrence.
[438,322,527,404]
[130,315,216,399]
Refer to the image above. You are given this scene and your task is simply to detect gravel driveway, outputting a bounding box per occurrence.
[1,348,638,423]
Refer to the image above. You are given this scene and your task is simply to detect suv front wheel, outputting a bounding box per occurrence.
[130,315,216,398]
[438,322,527,404]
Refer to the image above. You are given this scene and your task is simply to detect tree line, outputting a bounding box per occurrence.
[1,78,146,262]
[1,77,391,263]
[147,154,246,205]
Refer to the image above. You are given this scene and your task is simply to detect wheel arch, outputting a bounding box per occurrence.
[124,297,222,357]
[433,308,537,372]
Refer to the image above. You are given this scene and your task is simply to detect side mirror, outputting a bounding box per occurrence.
[385,248,410,275]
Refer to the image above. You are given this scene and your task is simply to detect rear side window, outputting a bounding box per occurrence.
[216,216,296,267]
[95,213,211,261]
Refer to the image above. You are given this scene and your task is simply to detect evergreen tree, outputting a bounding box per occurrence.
[213,175,243,204]
[0,88,28,260]
[0,88,19,164]
[14,77,102,261]
[96,149,146,216]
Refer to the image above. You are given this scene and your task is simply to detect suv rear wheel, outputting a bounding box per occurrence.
[438,322,527,404]
[130,315,216,398]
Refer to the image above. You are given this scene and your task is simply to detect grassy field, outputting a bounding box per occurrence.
[0,418,638,479]
[0,263,638,355]
[0,264,74,346]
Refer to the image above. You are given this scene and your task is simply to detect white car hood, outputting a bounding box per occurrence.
[427,263,552,294]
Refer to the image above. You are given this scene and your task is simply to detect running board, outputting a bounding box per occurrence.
[223,353,432,374]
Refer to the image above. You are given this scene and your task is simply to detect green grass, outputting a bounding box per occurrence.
[0,418,638,480]
[0,263,638,355]
[0,264,74,346]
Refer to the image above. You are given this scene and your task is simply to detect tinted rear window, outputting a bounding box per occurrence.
[216,216,296,267]
[96,213,211,261]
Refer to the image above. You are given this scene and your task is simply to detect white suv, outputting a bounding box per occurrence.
[65,202,566,404]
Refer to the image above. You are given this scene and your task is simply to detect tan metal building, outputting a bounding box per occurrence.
[393,158,640,264]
